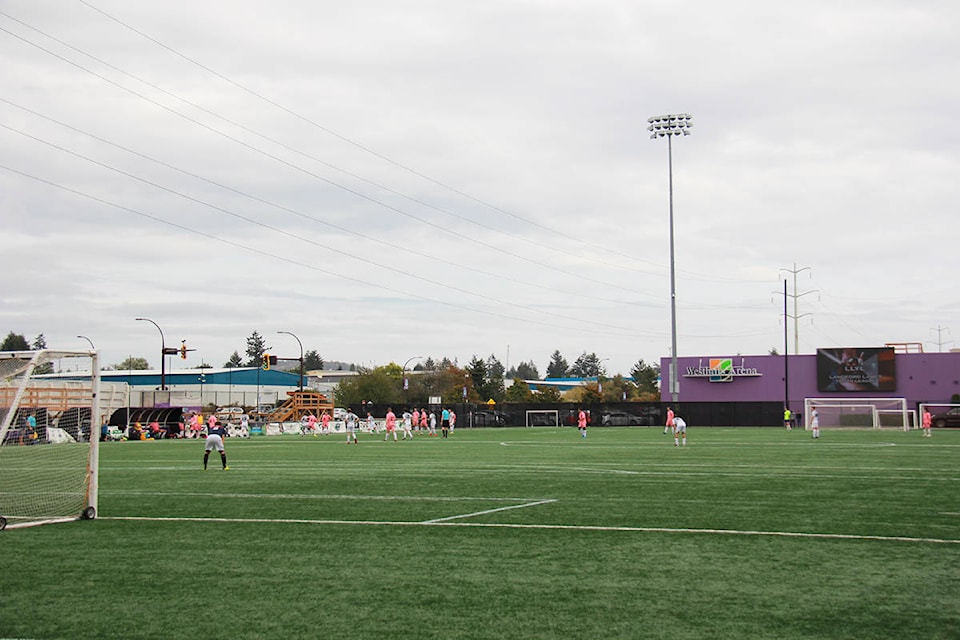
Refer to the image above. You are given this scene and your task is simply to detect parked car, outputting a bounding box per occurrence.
[932,407,960,428]
[601,411,646,426]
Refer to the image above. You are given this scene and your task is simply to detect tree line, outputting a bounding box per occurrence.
[3,329,660,403]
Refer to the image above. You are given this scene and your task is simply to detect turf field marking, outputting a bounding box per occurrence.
[107,490,550,502]
[100,515,960,545]
[422,499,557,523]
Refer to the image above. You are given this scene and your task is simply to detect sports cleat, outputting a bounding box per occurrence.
[223,466,230,471]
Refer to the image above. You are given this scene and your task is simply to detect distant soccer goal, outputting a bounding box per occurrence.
[526,409,559,427]
[804,397,909,431]
[0,350,101,530]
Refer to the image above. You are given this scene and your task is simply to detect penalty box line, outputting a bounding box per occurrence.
[98,516,960,545]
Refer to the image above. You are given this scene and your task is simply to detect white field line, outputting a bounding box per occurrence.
[99,515,960,545]
[106,491,548,502]
[422,499,557,524]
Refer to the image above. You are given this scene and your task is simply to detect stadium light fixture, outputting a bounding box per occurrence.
[647,113,693,404]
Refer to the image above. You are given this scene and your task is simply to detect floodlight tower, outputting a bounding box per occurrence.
[648,113,693,404]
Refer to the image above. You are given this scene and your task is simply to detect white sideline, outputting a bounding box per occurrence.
[99,516,960,545]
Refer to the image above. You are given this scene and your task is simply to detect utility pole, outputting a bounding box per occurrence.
[928,325,954,352]
[778,263,818,355]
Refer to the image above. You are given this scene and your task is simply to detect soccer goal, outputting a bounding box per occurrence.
[0,350,101,530]
[526,409,559,427]
[919,403,960,429]
[804,397,910,431]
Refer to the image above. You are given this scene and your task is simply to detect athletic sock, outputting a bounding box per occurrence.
[203,452,209,469]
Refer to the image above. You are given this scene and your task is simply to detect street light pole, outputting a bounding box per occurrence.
[648,113,693,405]
[77,335,96,350]
[135,317,171,391]
[402,356,423,403]
[277,331,304,392]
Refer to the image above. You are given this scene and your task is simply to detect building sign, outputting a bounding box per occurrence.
[683,358,762,383]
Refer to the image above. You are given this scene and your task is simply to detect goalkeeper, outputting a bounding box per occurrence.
[203,420,230,470]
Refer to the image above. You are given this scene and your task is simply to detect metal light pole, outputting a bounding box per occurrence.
[648,113,693,404]
[135,317,174,391]
[277,331,304,392]
[402,356,423,399]
[77,335,96,350]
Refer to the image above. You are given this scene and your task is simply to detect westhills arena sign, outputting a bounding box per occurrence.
[683,358,762,383]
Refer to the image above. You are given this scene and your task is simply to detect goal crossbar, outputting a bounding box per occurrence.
[804,397,908,430]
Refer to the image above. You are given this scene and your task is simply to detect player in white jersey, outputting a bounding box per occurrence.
[401,411,414,440]
[673,416,687,447]
[344,409,359,444]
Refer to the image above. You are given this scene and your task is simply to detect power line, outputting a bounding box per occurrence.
[0,20,654,298]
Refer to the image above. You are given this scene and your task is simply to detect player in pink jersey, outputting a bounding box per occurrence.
[412,408,421,433]
[664,406,675,435]
[321,410,331,435]
[922,408,932,437]
[384,408,398,441]
[577,408,587,438]
[419,409,428,433]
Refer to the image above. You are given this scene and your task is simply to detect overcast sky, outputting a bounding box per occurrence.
[2,0,958,376]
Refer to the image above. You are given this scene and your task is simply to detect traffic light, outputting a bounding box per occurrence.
[262,353,271,370]
[180,341,188,360]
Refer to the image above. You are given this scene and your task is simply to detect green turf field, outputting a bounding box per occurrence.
[2,426,958,639]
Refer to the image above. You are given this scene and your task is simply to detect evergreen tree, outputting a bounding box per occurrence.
[224,351,243,368]
[303,350,324,370]
[545,350,568,378]
[244,331,268,366]
[569,352,604,377]
[31,334,53,374]
[629,359,661,396]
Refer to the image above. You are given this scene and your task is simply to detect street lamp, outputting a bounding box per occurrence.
[199,372,206,409]
[135,317,176,390]
[648,113,693,404]
[77,335,96,350]
[276,331,304,392]
[402,356,422,396]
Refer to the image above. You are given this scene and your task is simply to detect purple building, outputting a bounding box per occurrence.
[660,350,960,414]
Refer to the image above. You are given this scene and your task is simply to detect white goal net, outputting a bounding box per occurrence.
[804,397,910,431]
[0,350,101,530]
[526,409,559,427]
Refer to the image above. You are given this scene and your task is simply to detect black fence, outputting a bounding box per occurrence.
[351,401,785,428]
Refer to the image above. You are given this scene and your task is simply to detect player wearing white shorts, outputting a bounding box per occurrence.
[401,411,414,440]
[673,416,687,447]
[345,409,359,444]
[810,408,820,439]
[204,421,229,470]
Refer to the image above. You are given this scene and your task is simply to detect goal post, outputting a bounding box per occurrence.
[804,397,909,431]
[525,409,559,427]
[0,350,101,530]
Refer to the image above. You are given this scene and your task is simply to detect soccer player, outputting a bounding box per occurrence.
[428,411,438,436]
[321,410,331,435]
[664,406,675,435]
[783,407,792,430]
[412,408,421,433]
[449,410,456,433]
[577,407,587,438]
[366,412,377,434]
[810,408,820,439]
[419,409,428,433]
[401,411,414,440]
[384,408,398,442]
[345,408,359,444]
[203,420,229,470]
[673,415,687,447]
[441,407,451,438]
[922,408,932,437]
